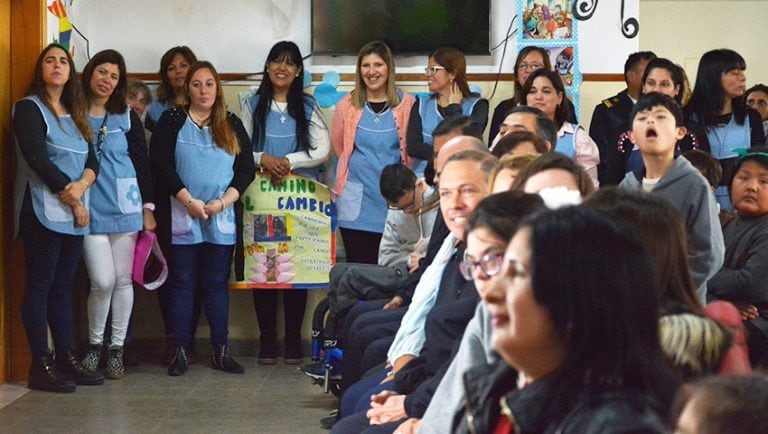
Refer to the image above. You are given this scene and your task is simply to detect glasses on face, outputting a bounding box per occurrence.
[518,63,544,72]
[424,66,446,75]
[459,251,504,281]
[387,189,417,211]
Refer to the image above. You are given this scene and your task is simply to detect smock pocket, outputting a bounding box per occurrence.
[336,181,363,222]
[216,206,236,235]
[42,187,73,222]
[116,177,142,214]
[170,197,193,236]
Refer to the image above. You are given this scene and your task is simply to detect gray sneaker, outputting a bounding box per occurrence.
[106,345,124,380]
[80,344,103,373]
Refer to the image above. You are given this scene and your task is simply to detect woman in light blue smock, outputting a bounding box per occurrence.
[151,61,255,377]
[522,69,600,186]
[406,46,489,177]
[331,41,416,265]
[78,50,155,380]
[144,46,197,132]
[241,41,330,365]
[13,43,103,392]
[685,49,765,211]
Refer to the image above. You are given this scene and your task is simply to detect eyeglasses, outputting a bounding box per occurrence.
[459,251,504,281]
[424,66,446,75]
[518,63,544,72]
[387,189,417,211]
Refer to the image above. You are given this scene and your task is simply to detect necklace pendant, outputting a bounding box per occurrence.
[374,115,380,123]
[280,114,286,123]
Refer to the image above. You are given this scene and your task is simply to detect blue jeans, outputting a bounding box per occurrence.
[167,243,234,347]
[20,204,83,357]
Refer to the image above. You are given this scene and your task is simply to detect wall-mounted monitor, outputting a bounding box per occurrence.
[312,0,491,56]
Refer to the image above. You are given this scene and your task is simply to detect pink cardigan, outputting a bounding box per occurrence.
[331,91,416,198]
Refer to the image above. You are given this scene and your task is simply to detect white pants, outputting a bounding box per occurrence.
[83,231,138,347]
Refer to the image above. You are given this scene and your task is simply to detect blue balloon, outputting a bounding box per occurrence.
[303,70,313,89]
[322,70,341,87]
[470,84,482,96]
[314,83,346,108]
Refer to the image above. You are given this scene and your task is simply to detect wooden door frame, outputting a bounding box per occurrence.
[2,0,44,383]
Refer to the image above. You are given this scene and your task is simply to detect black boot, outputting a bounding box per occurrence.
[212,344,245,374]
[56,351,105,385]
[167,345,189,376]
[28,353,75,393]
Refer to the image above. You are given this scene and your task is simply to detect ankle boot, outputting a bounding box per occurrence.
[212,344,245,374]
[105,345,125,380]
[167,345,189,376]
[28,353,76,393]
[56,351,105,385]
[80,343,103,373]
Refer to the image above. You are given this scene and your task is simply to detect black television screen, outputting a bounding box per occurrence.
[312,0,491,56]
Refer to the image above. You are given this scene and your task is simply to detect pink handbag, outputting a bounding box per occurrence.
[132,231,168,290]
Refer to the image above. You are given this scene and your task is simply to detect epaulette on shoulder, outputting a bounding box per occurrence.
[602,96,621,109]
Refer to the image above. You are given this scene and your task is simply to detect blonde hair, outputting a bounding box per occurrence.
[352,41,400,109]
[488,153,538,190]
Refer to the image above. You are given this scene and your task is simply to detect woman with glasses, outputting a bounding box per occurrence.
[241,41,330,366]
[331,151,499,433]
[489,46,551,141]
[456,206,679,433]
[406,47,488,176]
[522,69,600,186]
[413,192,546,434]
[332,41,416,265]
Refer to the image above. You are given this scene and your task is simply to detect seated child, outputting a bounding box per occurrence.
[620,92,724,304]
[323,163,438,343]
[708,148,768,368]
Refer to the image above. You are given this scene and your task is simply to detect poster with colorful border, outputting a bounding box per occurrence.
[518,0,582,116]
[230,174,336,290]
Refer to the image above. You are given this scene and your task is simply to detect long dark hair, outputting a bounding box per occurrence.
[252,41,313,155]
[522,207,679,426]
[81,49,128,114]
[521,68,576,129]
[28,43,91,140]
[687,49,748,127]
[641,57,685,105]
[157,46,197,105]
[584,187,701,314]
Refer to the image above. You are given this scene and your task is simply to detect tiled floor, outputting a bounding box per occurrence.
[0,350,338,433]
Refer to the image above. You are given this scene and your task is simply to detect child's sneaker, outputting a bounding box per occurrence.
[106,345,125,380]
